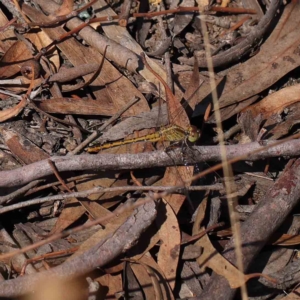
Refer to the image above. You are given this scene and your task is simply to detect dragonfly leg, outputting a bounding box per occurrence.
[180,137,201,165]
[164,140,183,153]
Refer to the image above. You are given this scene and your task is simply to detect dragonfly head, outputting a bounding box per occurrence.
[187,125,200,143]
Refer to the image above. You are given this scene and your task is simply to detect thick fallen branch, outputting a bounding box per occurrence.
[0,199,157,298]
[1,139,300,189]
[197,158,300,300]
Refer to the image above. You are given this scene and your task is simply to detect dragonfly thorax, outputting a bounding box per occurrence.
[187,125,200,143]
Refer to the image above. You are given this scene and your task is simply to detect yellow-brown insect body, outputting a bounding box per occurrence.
[87,124,200,153]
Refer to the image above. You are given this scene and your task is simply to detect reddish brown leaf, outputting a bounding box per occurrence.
[0,41,32,78]
[34,98,115,116]
[242,84,300,120]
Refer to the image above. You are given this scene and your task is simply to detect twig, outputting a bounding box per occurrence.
[2,139,300,189]
[219,16,251,38]
[28,6,257,28]
[30,5,257,62]
[24,173,98,196]
[213,124,241,143]
[20,246,79,276]
[181,222,225,245]
[0,184,223,214]
[47,160,97,218]
[0,180,44,205]
[0,17,17,32]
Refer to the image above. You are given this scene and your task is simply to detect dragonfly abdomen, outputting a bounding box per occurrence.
[87,131,162,153]
[87,124,198,153]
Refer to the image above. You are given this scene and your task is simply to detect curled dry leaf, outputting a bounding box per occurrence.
[0,97,27,123]
[239,84,300,140]
[0,41,33,78]
[20,59,41,79]
[130,260,164,300]
[241,84,300,121]
[138,254,175,300]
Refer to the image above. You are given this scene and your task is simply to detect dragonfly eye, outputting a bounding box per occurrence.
[187,125,200,143]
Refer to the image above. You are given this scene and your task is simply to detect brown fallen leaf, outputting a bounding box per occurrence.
[130,260,163,300]
[33,98,115,116]
[142,53,195,213]
[196,232,247,289]
[157,199,181,290]
[96,273,123,299]
[138,253,175,300]
[242,84,300,121]
[0,10,16,52]
[239,84,300,141]
[0,41,33,79]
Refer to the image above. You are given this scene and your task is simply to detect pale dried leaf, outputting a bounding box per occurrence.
[242,84,300,120]
[196,232,246,289]
[157,199,181,290]
[131,262,162,300]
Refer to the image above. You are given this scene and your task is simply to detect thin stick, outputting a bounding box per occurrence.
[0,184,223,214]
[0,180,44,205]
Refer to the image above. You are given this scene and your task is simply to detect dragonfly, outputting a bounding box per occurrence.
[87,53,201,153]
